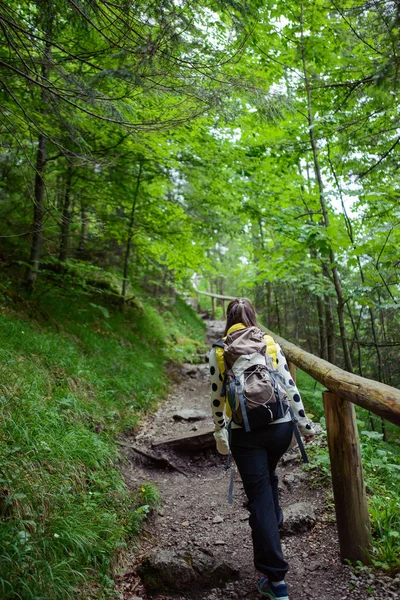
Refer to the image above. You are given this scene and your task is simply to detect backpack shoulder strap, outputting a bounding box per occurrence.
[212,338,224,349]
[264,333,278,367]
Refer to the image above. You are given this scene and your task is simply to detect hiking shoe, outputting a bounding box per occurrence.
[258,578,289,600]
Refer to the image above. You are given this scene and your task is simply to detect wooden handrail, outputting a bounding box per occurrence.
[192,287,238,301]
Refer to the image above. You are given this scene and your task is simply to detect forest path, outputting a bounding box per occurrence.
[117,321,393,600]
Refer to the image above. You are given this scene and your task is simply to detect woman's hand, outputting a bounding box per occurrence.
[214,428,229,455]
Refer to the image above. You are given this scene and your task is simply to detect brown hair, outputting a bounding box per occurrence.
[224,298,257,335]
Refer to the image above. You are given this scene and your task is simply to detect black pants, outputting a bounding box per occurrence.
[230,422,293,582]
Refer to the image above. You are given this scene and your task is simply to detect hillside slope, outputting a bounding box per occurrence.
[0,274,205,600]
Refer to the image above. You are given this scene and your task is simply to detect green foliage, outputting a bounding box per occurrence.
[146,296,206,364]
[296,370,326,422]
[302,444,332,485]
[0,275,204,599]
[129,482,162,538]
[360,432,400,574]
[369,496,400,574]
[134,482,162,511]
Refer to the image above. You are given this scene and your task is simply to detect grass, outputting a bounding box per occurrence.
[0,273,206,599]
[297,369,400,574]
[129,482,162,537]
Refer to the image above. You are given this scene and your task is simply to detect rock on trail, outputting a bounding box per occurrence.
[281,502,316,536]
[117,320,399,600]
[172,409,209,422]
[138,549,239,593]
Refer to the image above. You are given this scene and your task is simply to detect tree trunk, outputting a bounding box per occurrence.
[283,286,288,334]
[266,282,272,327]
[332,264,353,371]
[56,175,64,211]
[347,304,363,377]
[274,289,281,335]
[59,164,73,261]
[25,36,52,290]
[300,15,352,371]
[252,219,265,313]
[26,134,47,290]
[325,294,336,364]
[321,263,336,364]
[293,294,300,344]
[316,295,327,360]
[369,308,388,440]
[121,161,143,303]
[301,165,328,361]
[77,203,88,256]
[377,293,392,385]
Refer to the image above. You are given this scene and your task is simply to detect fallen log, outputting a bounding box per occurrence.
[152,427,215,453]
[117,440,188,476]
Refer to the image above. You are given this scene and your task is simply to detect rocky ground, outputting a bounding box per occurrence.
[116,321,399,600]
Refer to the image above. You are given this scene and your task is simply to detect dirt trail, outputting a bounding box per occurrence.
[118,321,398,600]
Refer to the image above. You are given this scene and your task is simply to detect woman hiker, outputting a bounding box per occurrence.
[209,298,315,600]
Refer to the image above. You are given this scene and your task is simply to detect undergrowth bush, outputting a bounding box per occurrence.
[360,431,400,573]
[0,275,205,599]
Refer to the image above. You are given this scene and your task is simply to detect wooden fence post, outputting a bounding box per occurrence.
[323,391,371,564]
[221,299,225,318]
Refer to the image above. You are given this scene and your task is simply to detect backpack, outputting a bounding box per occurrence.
[217,326,289,431]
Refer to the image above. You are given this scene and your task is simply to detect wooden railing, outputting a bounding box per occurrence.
[193,288,238,319]
[194,287,400,564]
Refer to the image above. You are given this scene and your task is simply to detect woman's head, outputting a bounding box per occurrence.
[224,298,257,335]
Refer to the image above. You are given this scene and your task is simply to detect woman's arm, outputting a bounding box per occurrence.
[209,347,226,430]
[275,342,315,437]
[209,347,229,454]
